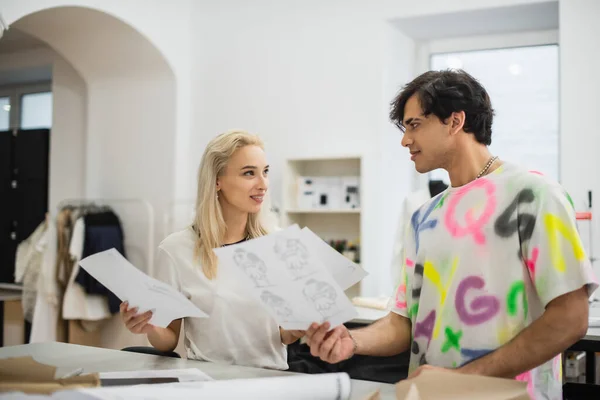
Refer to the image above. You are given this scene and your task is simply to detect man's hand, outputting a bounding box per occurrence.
[305,322,355,363]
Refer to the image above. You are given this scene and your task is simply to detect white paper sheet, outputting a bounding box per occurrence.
[99,368,213,382]
[299,227,367,290]
[214,226,358,330]
[54,373,352,400]
[78,249,207,327]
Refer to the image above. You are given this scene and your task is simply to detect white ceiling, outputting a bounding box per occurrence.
[391,1,558,40]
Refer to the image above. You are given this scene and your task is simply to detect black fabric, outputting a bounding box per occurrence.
[121,346,181,359]
[75,211,125,313]
[222,237,248,247]
[286,341,410,384]
[428,179,448,197]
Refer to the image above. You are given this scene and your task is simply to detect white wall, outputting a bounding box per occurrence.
[377,23,415,295]
[186,0,559,297]
[189,0,417,296]
[50,55,86,209]
[559,0,600,279]
[0,45,87,210]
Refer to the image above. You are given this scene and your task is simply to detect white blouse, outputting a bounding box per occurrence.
[155,228,288,370]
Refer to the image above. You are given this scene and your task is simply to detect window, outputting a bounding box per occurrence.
[0,83,52,130]
[20,91,52,129]
[429,45,559,182]
[0,97,9,131]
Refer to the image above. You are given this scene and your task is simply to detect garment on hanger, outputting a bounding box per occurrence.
[30,214,60,343]
[14,220,47,323]
[62,216,112,325]
[74,210,125,314]
[30,203,128,342]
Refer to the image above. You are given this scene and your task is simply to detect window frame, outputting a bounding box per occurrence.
[412,30,559,189]
[0,82,52,130]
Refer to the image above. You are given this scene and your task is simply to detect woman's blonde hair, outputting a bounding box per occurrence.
[192,130,273,279]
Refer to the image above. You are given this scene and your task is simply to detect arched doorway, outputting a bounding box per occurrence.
[0,5,177,349]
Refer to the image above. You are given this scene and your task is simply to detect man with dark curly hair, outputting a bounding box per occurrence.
[306,69,598,399]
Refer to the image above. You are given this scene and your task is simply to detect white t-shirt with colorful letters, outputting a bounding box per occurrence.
[390,163,598,400]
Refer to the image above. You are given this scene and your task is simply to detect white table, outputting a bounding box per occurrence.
[0,342,397,399]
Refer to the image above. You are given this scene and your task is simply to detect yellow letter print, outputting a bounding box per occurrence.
[544,214,585,272]
[423,258,459,339]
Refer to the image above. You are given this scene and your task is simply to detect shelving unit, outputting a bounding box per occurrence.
[282,156,363,298]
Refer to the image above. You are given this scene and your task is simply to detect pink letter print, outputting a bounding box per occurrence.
[445,178,496,245]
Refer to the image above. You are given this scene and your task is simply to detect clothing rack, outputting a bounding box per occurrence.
[56,198,155,276]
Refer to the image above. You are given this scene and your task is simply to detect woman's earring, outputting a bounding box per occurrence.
[216,192,219,199]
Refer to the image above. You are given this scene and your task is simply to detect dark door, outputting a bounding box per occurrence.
[0,128,49,283]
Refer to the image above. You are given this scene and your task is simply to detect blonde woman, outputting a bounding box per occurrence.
[120,130,304,370]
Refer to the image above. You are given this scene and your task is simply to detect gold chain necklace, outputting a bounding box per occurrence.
[476,156,498,179]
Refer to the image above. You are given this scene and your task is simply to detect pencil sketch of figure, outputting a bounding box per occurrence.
[274,237,313,279]
[261,290,294,321]
[233,248,270,287]
[303,279,338,317]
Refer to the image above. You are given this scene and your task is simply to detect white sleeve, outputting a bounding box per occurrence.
[153,247,183,293]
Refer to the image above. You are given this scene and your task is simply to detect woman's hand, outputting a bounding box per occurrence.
[280,328,306,345]
[120,301,156,335]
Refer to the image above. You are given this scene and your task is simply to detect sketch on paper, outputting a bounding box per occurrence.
[274,237,315,279]
[232,248,270,287]
[303,279,338,317]
[213,225,360,329]
[261,290,294,321]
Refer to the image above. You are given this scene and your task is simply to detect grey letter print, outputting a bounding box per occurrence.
[261,290,294,321]
[233,248,270,287]
[274,237,313,279]
[303,279,338,318]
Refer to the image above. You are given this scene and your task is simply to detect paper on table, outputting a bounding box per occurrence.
[214,225,358,330]
[78,249,207,327]
[54,372,352,400]
[98,369,213,382]
[299,227,367,290]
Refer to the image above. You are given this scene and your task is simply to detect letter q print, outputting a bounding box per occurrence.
[445,179,496,246]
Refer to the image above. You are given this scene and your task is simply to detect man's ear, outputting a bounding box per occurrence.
[449,111,466,135]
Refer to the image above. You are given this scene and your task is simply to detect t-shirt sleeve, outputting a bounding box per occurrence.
[153,247,182,293]
[520,182,599,308]
[388,222,415,318]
